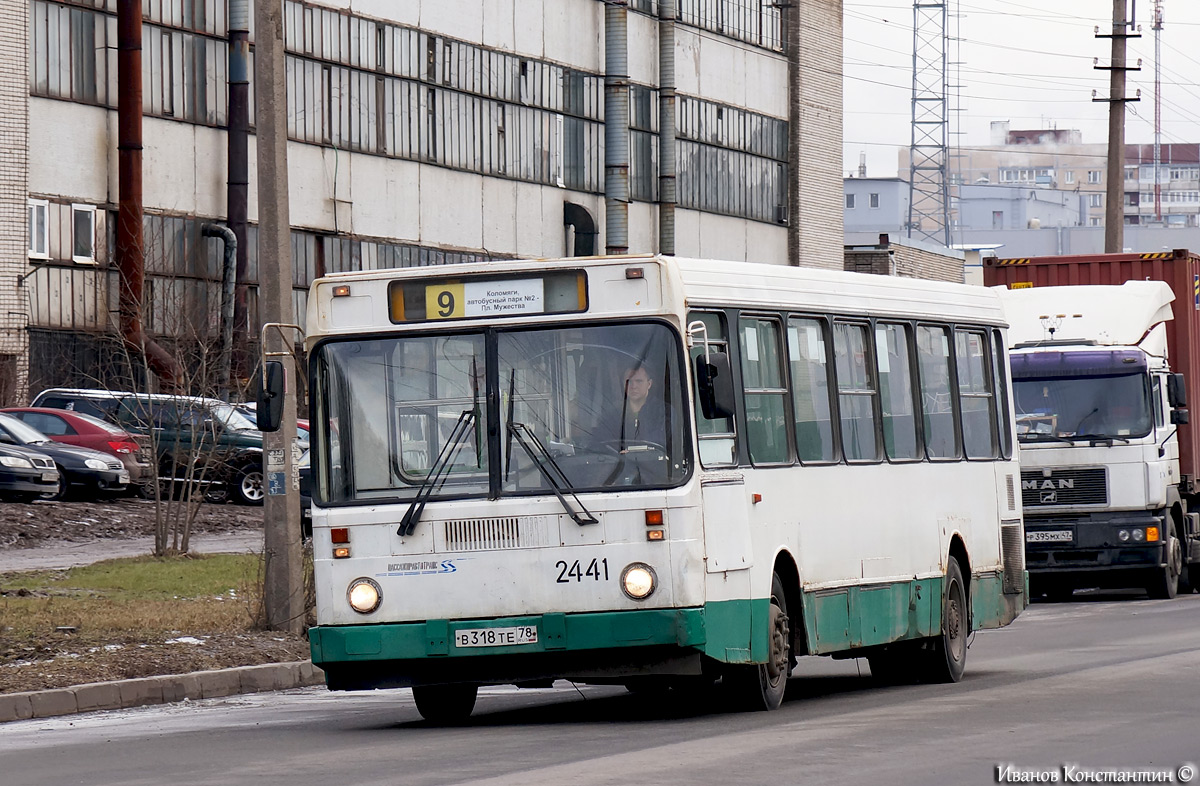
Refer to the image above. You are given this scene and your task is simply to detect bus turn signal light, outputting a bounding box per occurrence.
[645,510,663,526]
[333,547,351,559]
[332,285,352,297]
[647,530,664,541]
[331,528,350,543]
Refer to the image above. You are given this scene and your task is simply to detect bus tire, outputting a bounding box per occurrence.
[1147,531,1181,600]
[922,559,968,684]
[412,683,478,723]
[725,573,791,711]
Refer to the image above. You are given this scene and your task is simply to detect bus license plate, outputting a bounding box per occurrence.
[454,626,538,648]
[1026,530,1073,543]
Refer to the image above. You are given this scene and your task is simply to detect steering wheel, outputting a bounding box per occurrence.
[595,439,668,455]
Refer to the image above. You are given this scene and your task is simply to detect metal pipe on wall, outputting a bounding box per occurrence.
[116,0,181,387]
[227,0,250,381]
[604,1,630,255]
[658,0,677,256]
[201,223,237,401]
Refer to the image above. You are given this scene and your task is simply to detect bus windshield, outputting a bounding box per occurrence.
[315,321,691,505]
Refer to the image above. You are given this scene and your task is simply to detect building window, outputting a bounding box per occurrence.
[1065,171,1075,184]
[846,194,856,209]
[869,193,880,209]
[28,199,49,259]
[1089,193,1103,208]
[1090,217,1102,226]
[1088,170,1102,184]
[1125,165,1138,181]
[71,204,96,264]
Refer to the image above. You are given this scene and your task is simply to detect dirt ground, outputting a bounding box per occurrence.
[0,497,313,695]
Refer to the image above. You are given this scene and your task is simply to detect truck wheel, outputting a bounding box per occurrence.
[1147,532,1181,600]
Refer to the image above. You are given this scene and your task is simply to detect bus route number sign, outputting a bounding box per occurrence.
[426,278,544,320]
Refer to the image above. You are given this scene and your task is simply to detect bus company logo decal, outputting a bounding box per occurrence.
[377,559,463,578]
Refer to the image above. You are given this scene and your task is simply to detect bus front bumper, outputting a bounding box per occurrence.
[310,608,708,690]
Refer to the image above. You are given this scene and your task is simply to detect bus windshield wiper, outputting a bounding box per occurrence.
[1018,433,1076,445]
[507,422,598,526]
[397,409,477,537]
[1073,433,1131,445]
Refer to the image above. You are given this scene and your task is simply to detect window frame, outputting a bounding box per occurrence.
[916,322,963,461]
[71,204,97,265]
[28,199,49,260]
[874,320,923,464]
[954,328,1000,460]
[688,309,738,469]
[832,319,883,464]
[787,314,840,466]
[738,313,792,466]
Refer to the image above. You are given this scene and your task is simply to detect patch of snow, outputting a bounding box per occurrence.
[165,636,207,645]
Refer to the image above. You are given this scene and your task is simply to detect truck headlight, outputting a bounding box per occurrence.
[1131,528,1145,542]
[347,578,382,613]
[620,563,657,600]
[1118,529,1130,542]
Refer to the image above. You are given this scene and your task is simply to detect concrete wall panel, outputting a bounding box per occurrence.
[344,0,417,27]
[419,2,483,43]
[28,100,108,203]
[191,125,227,220]
[482,178,518,253]
[349,156,421,242]
[546,0,601,72]
[513,0,545,59]
[627,12,659,86]
[286,143,334,231]
[482,0,516,52]
[419,166,483,250]
[142,119,198,213]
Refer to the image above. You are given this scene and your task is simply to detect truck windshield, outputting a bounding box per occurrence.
[1013,372,1152,441]
[313,321,691,505]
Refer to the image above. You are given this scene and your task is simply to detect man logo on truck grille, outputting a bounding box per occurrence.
[1040,490,1058,504]
[1023,479,1075,490]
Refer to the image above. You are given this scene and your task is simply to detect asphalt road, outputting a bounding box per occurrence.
[2,591,1198,786]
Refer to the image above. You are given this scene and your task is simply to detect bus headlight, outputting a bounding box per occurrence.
[347,578,382,613]
[620,563,657,600]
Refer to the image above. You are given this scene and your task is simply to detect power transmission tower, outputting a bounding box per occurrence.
[1153,0,1163,223]
[907,1,950,247]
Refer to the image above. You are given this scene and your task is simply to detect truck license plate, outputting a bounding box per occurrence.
[1026,530,1073,543]
[454,626,538,648]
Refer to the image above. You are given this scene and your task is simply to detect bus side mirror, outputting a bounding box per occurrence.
[695,351,736,419]
[1171,408,1189,426]
[1168,373,1188,408]
[256,360,285,432]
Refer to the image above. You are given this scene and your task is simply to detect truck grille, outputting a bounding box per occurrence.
[1021,467,1107,507]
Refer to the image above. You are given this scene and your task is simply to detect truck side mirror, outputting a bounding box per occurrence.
[256,360,285,433]
[1168,373,1188,408]
[695,351,736,420]
[1171,408,1189,426]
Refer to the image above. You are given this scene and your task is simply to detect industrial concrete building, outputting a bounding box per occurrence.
[1,0,846,402]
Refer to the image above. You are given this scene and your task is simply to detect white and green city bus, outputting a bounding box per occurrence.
[263,255,1027,720]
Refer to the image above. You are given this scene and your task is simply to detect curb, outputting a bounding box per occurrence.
[0,660,326,723]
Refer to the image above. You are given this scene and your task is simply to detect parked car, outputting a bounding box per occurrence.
[0,442,60,502]
[1,407,151,484]
[30,388,265,505]
[0,412,128,500]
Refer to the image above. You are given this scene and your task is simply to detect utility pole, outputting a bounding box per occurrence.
[254,0,304,634]
[1153,0,1163,223]
[1094,0,1141,253]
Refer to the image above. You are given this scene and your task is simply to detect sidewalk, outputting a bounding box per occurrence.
[0,531,264,573]
[0,528,323,724]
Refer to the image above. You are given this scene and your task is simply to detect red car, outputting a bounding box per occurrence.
[1,407,151,483]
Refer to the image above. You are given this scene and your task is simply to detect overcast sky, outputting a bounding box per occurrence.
[843,0,1200,178]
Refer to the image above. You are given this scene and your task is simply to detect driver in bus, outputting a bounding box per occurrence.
[599,362,667,450]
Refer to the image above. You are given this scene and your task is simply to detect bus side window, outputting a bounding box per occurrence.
[876,323,920,460]
[956,329,998,459]
[992,330,1014,458]
[788,318,836,463]
[917,325,960,459]
[739,317,789,464]
[833,322,881,462]
[688,311,736,466]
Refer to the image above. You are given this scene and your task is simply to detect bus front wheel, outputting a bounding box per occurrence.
[921,559,968,684]
[725,573,791,711]
[412,683,478,723]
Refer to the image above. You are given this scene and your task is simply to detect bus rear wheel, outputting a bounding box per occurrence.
[412,683,478,723]
[725,573,791,711]
[920,559,968,684]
